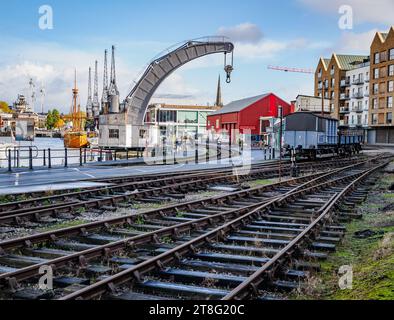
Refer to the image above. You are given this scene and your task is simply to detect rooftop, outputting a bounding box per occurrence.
[211,93,270,116]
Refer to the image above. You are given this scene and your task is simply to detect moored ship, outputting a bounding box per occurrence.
[64,70,88,148]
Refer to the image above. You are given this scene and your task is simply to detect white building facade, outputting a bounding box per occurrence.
[346,62,370,130]
[294,95,331,114]
[144,104,220,145]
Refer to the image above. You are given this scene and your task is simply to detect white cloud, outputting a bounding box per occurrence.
[217,23,264,44]
[0,38,208,112]
[333,29,379,53]
[299,0,394,26]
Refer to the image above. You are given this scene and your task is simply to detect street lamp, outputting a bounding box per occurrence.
[278,106,283,183]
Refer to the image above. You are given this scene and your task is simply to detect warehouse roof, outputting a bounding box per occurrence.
[286,111,337,121]
[211,93,270,116]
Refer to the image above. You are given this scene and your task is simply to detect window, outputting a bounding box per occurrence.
[389,65,394,77]
[178,111,198,124]
[387,112,392,124]
[364,114,368,125]
[159,126,167,136]
[390,48,394,60]
[388,81,394,93]
[374,52,380,64]
[109,129,119,139]
[388,97,393,109]
[373,83,379,94]
[374,68,379,79]
[139,129,146,139]
[331,78,335,87]
[372,98,378,109]
[357,115,362,125]
[331,65,335,75]
[351,115,354,124]
[216,119,220,129]
[158,110,177,123]
[372,114,378,124]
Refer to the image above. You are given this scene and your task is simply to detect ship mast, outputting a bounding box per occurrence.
[72,69,82,131]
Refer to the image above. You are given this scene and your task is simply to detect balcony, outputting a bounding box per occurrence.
[340,93,350,100]
[340,107,350,113]
[365,76,370,83]
[352,92,364,99]
[364,92,370,97]
[352,106,363,113]
[340,79,350,87]
[352,78,364,85]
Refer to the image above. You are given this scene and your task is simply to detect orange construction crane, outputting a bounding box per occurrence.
[267,65,314,74]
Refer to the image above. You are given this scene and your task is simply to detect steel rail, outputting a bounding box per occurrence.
[0,158,371,252]
[222,161,390,300]
[0,157,360,213]
[0,170,328,251]
[0,163,366,290]
[0,158,364,225]
[58,162,380,300]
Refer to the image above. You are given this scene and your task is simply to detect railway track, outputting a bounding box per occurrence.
[0,156,389,300]
[0,157,368,227]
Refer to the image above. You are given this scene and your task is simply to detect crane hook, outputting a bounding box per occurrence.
[224,65,233,83]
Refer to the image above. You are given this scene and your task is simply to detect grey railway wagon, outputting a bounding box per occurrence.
[283,112,338,150]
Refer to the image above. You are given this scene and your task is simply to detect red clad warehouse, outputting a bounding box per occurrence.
[207,93,293,144]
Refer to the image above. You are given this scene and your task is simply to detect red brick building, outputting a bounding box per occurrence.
[207,93,292,143]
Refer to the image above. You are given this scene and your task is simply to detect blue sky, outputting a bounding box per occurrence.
[0,0,393,112]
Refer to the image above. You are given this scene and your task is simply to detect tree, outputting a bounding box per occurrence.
[46,109,61,129]
[0,101,11,113]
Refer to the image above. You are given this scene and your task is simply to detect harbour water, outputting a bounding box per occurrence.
[0,137,93,168]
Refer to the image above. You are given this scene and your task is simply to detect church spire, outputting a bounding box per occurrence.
[215,74,223,107]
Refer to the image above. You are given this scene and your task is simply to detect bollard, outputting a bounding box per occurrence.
[79,148,83,166]
[114,150,117,161]
[272,148,275,159]
[229,138,232,159]
[264,148,267,161]
[99,148,103,162]
[43,149,46,167]
[206,137,210,163]
[126,148,129,161]
[64,148,68,167]
[29,147,33,170]
[84,149,87,164]
[163,147,167,165]
[48,148,52,169]
[269,148,272,160]
[13,148,17,168]
[217,142,221,161]
[8,149,12,172]
[195,141,199,164]
[16,149,20,168]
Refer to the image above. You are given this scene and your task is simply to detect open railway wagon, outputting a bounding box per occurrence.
[282,112,363,160]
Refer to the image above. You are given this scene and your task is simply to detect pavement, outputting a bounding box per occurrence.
[0,149,277,195]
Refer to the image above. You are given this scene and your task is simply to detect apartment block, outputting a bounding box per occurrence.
[314,54,368,125]
[346,62,370,129]
[369,27,394,143]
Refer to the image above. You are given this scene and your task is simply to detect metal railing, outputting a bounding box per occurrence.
[0,146,144,172]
